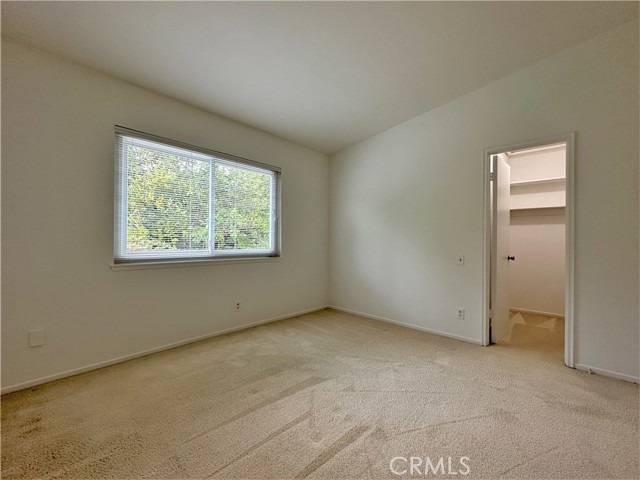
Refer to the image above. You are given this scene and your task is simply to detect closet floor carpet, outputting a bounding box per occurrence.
[2,309,638,479]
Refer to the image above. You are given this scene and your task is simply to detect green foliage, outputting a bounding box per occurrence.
[214,164,271,250]
[125,145,271,253]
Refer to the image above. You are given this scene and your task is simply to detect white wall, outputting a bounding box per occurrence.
[509,213,566,316]
[330,21,639,379]
[1,40,330,391]
[510,183,566,210]
[509,147,566,210]
[508,148,566,316]
[509,147,566,183]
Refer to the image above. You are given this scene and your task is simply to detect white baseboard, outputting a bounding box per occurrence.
[328,305,483,345]
[509,307,565,318]
[7,306,636,393]
[1,305,329,395]
[574,363,639,384]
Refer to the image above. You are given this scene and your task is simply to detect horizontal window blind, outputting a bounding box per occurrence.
[114,127,280,262]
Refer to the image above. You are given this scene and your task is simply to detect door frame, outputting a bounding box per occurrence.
[482,132,575,368]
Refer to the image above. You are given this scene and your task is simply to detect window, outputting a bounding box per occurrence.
[114,126,280,263]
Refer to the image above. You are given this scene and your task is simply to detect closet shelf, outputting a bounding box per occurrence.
[510,177,565,188]
[511,206,566,216]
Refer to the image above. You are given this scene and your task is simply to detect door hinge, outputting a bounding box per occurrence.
[489,172,494,181]
[489,309,493,319]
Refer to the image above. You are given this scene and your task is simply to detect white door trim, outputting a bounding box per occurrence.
[482,132,575,368]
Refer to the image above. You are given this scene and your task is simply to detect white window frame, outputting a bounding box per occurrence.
[114,126,281,265]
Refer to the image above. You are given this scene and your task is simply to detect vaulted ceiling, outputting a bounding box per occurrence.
[3,1,638,154]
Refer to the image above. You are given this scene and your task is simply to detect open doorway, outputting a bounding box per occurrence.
[483,134,575,367]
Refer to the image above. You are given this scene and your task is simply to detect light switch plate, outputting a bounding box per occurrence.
[456,254,465,266]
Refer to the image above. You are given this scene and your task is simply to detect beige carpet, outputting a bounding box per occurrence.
[1,309,638,479]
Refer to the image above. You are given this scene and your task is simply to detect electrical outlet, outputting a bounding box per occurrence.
[235,302,241,312]
[456,308,465,320]
[456,254,465,266]
[29,328,46,347]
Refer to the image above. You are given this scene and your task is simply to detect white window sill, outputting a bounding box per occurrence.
[110,256,282,271]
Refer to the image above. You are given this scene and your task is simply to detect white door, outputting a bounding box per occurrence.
[491,154,511,343]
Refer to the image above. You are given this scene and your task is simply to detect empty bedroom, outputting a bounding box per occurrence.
[2,2,638,479]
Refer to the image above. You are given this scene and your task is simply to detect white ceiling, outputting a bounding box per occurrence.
[2,2,638,154]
